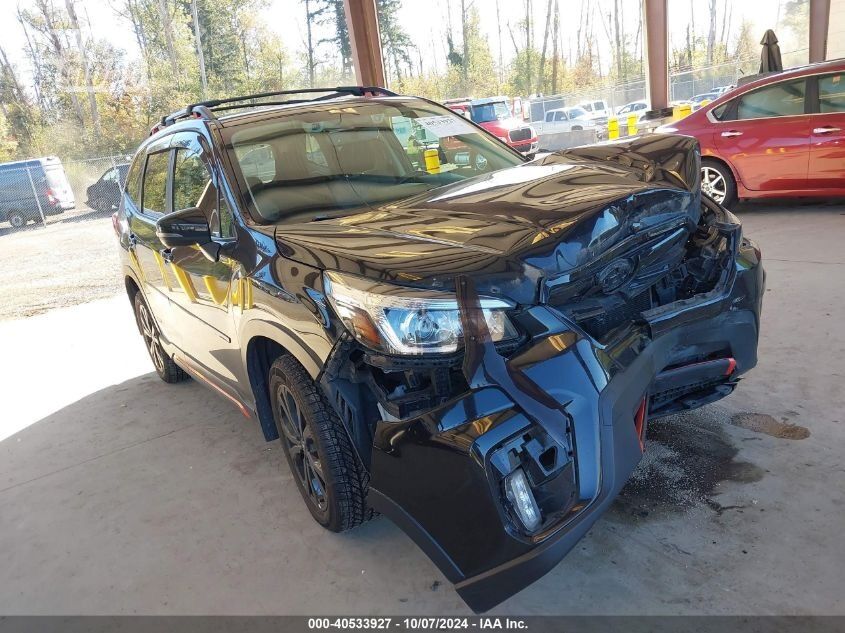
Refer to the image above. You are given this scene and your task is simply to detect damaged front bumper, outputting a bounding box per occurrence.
[350,233,763,612]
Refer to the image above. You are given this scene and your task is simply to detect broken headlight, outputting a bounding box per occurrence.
[323,271,518,355]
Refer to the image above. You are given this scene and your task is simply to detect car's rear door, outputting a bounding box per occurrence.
[807,71,845,190]
[127,140,178,336]
[712,77,810,192]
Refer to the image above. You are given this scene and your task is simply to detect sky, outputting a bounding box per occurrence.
[0,0,805,88]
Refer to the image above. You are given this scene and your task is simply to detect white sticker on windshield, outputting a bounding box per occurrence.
[414,115,476,138]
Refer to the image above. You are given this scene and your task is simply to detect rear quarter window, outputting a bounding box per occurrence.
[125,155,143,206]
[711,102,731,120]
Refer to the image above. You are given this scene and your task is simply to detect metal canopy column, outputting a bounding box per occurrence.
[809,0,831,63]
[643,0,669,111]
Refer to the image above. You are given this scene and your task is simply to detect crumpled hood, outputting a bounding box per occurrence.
[273,134,701,304]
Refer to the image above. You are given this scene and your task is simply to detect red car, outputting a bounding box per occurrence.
[443,96,539,157]
[658,59,845,207]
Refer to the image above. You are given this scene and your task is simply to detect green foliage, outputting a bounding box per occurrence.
[0,112,19,162]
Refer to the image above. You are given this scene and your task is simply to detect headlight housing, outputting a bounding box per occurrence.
[323,271,518,356]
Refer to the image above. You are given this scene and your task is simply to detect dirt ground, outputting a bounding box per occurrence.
[0,210,123,321]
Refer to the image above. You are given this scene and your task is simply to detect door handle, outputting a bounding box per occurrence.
[813,126,841,135]
[721,130,743,137]
[159,248,173,263]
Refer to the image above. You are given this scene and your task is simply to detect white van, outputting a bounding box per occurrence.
[577,99,611,124]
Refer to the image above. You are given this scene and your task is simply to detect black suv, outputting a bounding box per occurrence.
[115,87,764,611]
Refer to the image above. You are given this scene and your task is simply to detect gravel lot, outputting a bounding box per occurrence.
[0,210,123,321]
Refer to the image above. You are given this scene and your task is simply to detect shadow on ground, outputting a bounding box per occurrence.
[0,369,795,614]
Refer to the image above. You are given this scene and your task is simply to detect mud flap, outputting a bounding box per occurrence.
[367,276,581,611]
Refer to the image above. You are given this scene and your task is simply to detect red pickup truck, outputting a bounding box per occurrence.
[443,96,538,157]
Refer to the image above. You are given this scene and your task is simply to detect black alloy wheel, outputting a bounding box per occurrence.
[269,353,374,532]
[277,382,329,513]
[133,292,188,383]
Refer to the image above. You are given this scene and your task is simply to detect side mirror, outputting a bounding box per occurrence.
[156,207,210,248]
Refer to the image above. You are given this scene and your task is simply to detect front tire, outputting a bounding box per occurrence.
[133,292,188,383]
[269,353,373,532]
[701,159,736,208]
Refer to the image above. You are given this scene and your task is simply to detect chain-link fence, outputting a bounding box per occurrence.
[525,49,810,122]
[0,154,131,231]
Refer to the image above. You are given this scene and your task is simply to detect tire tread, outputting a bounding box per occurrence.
[270,354,374,531]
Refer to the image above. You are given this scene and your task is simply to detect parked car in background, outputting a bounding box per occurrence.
[86,163,129,213]
[577,99,611,125]
[443,96,539,157]
[537,106,597,133]
[617,100,650,118]
[115,86,763,612]
[689,92,720,109]
[713,85,736,96]
[0,156,75,229]
[658,58,845,206]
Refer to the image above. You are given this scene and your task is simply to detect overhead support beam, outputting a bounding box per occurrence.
[809,0,831,63]
[343,0,387,87]
[643,0,669,110]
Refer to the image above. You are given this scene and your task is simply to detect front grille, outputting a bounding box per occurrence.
[509,127,532,142]
[575,289,653,339]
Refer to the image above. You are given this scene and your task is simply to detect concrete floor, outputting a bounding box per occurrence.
[1,203,843,615]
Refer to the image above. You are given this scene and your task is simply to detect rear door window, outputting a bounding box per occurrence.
[736,79,806,120]
[818,73,845,113]
[141,151,170,215]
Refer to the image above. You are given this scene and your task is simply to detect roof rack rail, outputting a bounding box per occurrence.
[150,86,398,135]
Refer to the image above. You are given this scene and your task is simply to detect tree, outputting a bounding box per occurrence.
[22,0,86,125]
[65,0,101,136]
[536,0,553,93]
[190,0,208,98]
[157,0,180,80]
[378,0,413,82]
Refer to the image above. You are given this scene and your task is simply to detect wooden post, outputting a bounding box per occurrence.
[343,0,387,87]
[809,0,831,63]
[643,0,669,110]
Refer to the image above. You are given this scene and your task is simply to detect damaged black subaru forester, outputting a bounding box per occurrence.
[115,87,764,611]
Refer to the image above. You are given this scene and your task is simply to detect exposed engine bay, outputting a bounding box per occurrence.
[321,193,742,460]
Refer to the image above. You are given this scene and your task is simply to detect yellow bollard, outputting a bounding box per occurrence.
[627,114,638,136]
[423,148,441,174]
[673,103,692,121]
[607,117,619,140]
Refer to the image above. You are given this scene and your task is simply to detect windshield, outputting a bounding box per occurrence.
[566,107,588,119]
[470,101,511,123]
[226,98,523,225]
